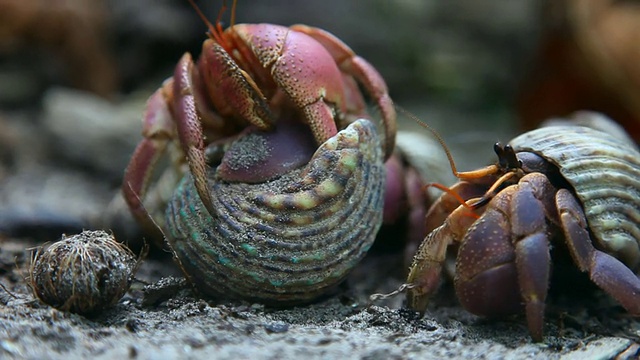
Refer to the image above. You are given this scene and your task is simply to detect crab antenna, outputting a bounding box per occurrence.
[214,1,228,37]
[397,105,501,181]
[396,105,462,177]
[187,0,217,39]
[230,0,237,28]
[187,0,228,46]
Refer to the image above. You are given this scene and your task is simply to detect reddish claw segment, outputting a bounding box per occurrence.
[122,21,396,237]
[291,24,397,159]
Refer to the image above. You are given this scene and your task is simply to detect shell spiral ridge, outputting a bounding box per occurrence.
[165,119,385,303]
[509,125,640,269]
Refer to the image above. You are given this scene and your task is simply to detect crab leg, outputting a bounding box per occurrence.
[510,179,552,342]
[170,53,220,217]
[123,86,175,234]
[557,189,640,315]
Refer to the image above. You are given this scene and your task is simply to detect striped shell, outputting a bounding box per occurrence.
[164,119,385,304]
[509,125,640,270]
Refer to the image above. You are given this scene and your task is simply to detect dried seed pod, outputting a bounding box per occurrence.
[29,230,137,314]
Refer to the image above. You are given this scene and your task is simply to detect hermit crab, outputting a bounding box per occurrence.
[122,2,396,304]
[404,113,640,341]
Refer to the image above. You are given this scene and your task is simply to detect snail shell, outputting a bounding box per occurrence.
[509,125,640,270]
[541,111,636,147]
[165,119,385,304]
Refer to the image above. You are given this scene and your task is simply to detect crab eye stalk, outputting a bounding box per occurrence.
[494,143,521,171]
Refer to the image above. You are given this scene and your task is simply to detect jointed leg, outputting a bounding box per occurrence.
[123,86,174,235]
[557,189,640,314]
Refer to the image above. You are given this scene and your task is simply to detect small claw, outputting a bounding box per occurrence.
[407,203,474,312]
[199,39,274,131]
[424,181,489,235]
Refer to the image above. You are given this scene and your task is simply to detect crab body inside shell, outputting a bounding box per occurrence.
[407,117,640,341]
[122,20,396,303]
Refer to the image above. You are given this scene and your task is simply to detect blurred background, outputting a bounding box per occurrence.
[0,0,638,246]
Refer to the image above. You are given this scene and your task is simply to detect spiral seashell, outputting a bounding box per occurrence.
[540,111,636,147]
[164,119,385,303]
[509,125,640,269]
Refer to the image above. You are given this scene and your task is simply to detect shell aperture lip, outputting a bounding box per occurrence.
[165,119,385,303]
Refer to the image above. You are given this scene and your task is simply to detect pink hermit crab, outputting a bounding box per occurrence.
[122,1,397,303]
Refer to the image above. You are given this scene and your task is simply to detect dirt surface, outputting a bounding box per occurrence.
[0,237,639,360]
[1,1,640,359]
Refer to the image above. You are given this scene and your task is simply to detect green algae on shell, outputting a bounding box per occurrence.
[165,119,385,304]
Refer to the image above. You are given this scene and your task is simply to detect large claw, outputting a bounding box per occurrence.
[454,174,556,342]
[231,24,341,149]
[290,25,397,160]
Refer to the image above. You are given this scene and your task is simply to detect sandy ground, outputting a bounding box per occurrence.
[0,96,638,359]
[1,1,639,359]
[1,235,639,360]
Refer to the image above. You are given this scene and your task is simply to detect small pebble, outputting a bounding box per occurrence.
[264,322,289,334]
